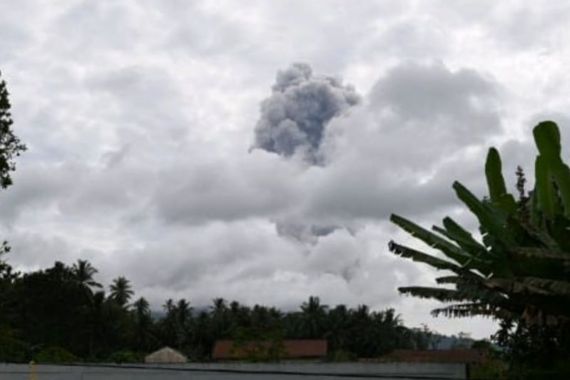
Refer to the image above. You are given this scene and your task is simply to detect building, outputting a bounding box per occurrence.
[144,347,188,364]
[212,340,327,361]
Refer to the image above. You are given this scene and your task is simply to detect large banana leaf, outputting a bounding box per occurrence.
[533,121,570,218]
[551,161,570,218]
[487,277,570,296]
[452,181,515,247]
[485,147,517,213]
[535,155,556,218]
[442,217,487,252]
[431,303,511,319]
[389,121,570,324]
[390,214,470,265]
[511,247,570,261]
[388,241,465,273]
[398,287,468,302]
[432,222,492,275]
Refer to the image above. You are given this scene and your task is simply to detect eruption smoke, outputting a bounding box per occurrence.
[253,63,360,164]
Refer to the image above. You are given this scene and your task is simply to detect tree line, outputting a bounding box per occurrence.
[0,258,447,362]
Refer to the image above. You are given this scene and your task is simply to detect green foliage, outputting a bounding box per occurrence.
[506,360,570,380]
[533,121,570,219]
[231,327,286,362]
[0,71,26,189]
[327,349,357,362]
[493,319,570,370]
[0,254,436,363]
[107,350,142,363]
[109,276,134,307]
[389,121,570,368]
[470,359,508,380]
[485,147,517,213]
[0,333,29,363]
[34,346,78,363]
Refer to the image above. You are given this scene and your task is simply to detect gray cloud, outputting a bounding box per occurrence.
[6,1,565,339]
[253,63,360,164]
[308,62,503,222]
[274,221,345,245]
[151,61,504,268]
[153,153,303,225]
[370,62,500,140]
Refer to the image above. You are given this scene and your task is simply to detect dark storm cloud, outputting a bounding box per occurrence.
[253,63,360,164]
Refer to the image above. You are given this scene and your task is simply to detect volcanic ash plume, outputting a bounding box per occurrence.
[253,63,360,164]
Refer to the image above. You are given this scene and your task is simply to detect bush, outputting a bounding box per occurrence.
[508,360,570,380]
[327,350,357,362]
[107,350,142,363]
[470,359,508,380]
[34,346,77,363]
[0,335,29,362]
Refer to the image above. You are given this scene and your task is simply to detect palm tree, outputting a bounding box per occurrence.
[163,298,175,313]
[210,298,229,339]
[133,297,150,316]
[160,299,177,347]
[132,297,154,351]
[211,298,227,315]
[71,260,102,289]
[326,304,351,352]
[347,305,375,356]
[298,296,328,338]
[109,276,134,307]
[174,299,192,350]
[87,290,107,357]
[176,299,192,321]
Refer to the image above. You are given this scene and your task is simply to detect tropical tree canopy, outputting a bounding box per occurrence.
[0,257,435,363]
[0,72,25,257]
[72,259,102,290]
[0,72,26,190]
[109,276,134,307]
[389,121,570,324]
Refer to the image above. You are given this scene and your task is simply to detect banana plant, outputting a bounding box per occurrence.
[389,121,570,325]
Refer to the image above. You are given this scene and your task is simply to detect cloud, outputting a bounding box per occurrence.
[6,0,566,340]
[252,63,360,164]
[369,62,500,142]
[306,62,503,221]
[274,221,343,245]
[153,151,304,225]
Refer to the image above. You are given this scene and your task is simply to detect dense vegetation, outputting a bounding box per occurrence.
[0,258,448,362]
[390,121,570,376]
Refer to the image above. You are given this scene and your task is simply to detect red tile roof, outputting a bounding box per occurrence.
[213,339,328,360]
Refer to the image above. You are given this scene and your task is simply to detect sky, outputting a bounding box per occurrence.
[1,0,570,339]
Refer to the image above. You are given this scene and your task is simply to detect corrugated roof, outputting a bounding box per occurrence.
[144,347,188,363]
[212,340,328,360]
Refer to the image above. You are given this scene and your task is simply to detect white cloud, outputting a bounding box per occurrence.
[2,0,568,339]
